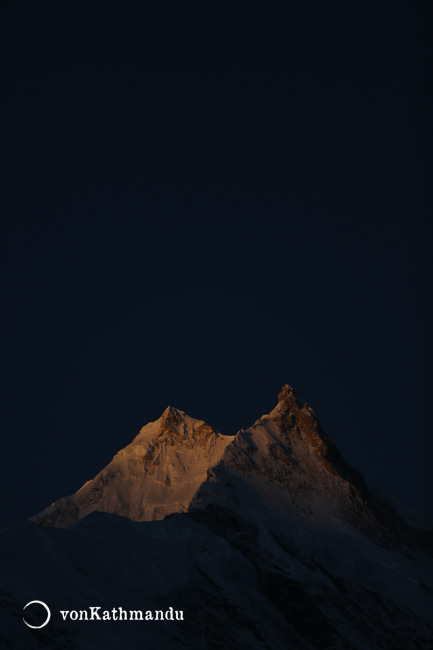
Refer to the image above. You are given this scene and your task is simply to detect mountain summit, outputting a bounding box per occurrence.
[33,385,410,546]
[32,407,234,527]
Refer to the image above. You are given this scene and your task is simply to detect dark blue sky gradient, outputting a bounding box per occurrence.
[1,1,432,526]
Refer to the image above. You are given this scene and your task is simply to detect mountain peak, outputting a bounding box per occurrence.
[193,383,380,535]
[271,383,300,413]
[161,404,185,424]
[278,383,296,400]
[32,406,234,527]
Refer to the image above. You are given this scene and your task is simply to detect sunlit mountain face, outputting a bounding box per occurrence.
[31,406,236,527]
[2,386,433,649]
[30,385,430,550]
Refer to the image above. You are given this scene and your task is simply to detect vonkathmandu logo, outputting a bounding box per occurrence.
[60,606,184,621]
[23,601,51,629]
[23,601,184,626]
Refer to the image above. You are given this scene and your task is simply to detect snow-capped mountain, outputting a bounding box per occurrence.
[2,385,431,649]
[193,384,424,550]
[32,385,423,550]
[194,384,374,524]
[32,406,235,527]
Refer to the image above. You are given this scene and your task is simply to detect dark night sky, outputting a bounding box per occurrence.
[1,2,432,527]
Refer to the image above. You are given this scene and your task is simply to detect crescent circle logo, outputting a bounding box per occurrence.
[23,600,51,629]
